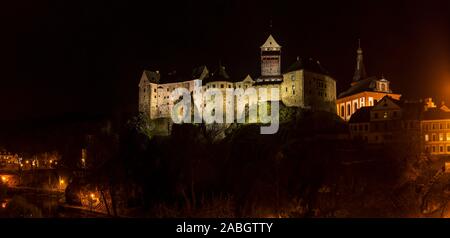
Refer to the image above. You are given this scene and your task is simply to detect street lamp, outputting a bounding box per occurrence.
[59,178,65,190]
[89,193,96,212]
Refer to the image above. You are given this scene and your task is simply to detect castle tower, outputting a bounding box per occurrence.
[256,34,283,86]
[352,39,367,85]
[260,34,282,77]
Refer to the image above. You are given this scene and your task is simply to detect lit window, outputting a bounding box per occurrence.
[425,134,429,142]
[440,133,444,141]
[447,133,450,141]
[383,112,388,119]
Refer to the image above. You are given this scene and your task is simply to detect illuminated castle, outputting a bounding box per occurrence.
[138,34,337,121]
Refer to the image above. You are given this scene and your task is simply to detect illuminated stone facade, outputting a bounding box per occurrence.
[138,34,337,121]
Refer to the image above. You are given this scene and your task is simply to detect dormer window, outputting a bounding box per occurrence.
[380,82,387,92]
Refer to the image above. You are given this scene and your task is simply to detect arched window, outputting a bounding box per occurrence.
[347,104,351,116]
[341,106,345,116]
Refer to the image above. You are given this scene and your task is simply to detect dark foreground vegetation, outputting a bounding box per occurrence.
[1,109,450,218]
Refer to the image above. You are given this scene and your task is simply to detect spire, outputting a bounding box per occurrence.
[353,39,367,83]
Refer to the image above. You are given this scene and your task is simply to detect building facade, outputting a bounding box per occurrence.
[421,99,450,155]
[337,42,401,121]
[138,34,337,122]
[349,96,450,156]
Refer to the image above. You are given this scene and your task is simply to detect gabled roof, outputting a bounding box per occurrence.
[203,65,232,84]
[440,104,450,112]
[338,76,393,98]
[240,74,254,83]
[372,96,401,111]
[286,58,330,76]
[349,106,373,123]
[192,65,209,80]
[261,34,281,49]
[144,70,160,83]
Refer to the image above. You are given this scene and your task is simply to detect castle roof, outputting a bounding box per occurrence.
[338,76,391,98]
[192,65,208,79]
[286,58,330,76]
[143,70,160,83]
[152,70,191,84]
[202,64,233,84]
[261,34,281,49]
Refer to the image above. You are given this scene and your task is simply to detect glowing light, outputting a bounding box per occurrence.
[49,160,53,164]
[90,193,95,200]
[1,202,6,209]
[1,176,6,182]
[59,179,65,185]
[25,160,29,164]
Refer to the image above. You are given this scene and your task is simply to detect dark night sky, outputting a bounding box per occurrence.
[1,0,449,121]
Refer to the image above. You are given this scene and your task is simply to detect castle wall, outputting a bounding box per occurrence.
[281,70,304,107]
[303,71,337,114]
